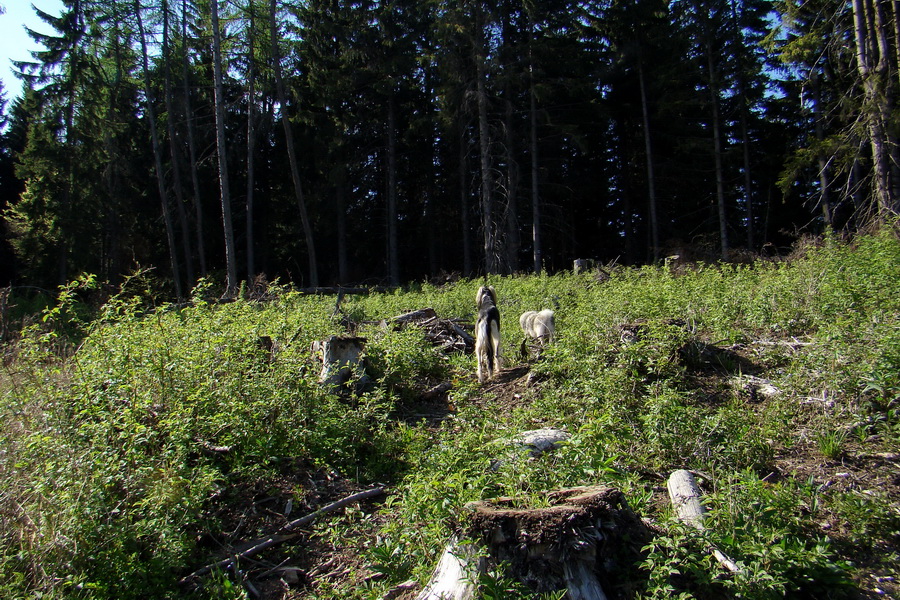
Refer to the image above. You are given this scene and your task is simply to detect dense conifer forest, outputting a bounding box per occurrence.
[0,0,897,293]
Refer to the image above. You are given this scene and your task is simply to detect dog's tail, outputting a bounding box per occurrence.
[478,317,499,374]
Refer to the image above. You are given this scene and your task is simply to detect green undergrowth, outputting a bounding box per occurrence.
[1,227,900,599]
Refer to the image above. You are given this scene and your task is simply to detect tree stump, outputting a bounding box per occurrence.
[310,335,371,392]
[415,486,649,599]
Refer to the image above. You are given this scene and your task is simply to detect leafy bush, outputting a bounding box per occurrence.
[2,229,899,598]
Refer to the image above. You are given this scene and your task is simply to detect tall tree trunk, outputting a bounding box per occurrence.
[163,0,195,287]
[386,93,400,285]
[729,0,755,249]
[637,53,659,262]
[136,0,183,298]
[270,0,319,286]
[246,2,258,279]
[182,0,207,276]
[853,0,895,216]
[475,7,496,274]
[211,0,238,294]
[459,125,472,276]
[528,16,541,274]
[813,72,833,227]
[336,164,348,283]
[501,12,519,274]
[503,95,520,274]
[707,40,729,259]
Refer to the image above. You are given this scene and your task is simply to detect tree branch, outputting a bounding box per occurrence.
[179,486,385,584]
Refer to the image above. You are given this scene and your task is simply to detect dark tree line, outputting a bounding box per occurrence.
[0,0,897,294]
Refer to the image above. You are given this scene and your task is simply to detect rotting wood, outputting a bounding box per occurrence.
[667,470,741,573]
[180,487,385,584]
[392,307,438,324]
[388,308,475,354]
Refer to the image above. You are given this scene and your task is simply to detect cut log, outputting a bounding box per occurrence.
[667,470,741,573]
[392,307,438,325]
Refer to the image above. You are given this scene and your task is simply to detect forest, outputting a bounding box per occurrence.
[0,0,898,295]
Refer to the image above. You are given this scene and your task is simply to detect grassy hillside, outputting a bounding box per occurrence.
[1,229,899,599]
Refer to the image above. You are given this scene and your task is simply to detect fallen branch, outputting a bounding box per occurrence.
[667,470,741,573]
[180,487,385,584]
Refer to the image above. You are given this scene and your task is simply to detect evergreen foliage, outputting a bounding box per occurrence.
[1,0,898,291]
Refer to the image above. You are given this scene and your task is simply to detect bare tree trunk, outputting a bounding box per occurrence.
[853,0,896,216]
[528,16,541,274]
[163,0,195,287]
[459,126,473,276]
[246,2,258,279]
[813,72,833,227]
[503,96,520,274]
[270,0,319,286]
[637,53,660,262]
[729,0,755,249]
[336,167,348,283]
[501,13,519,274]
[136,0,183,298]
[707,40,729,259]
[475,7,496,274]
[182,0,207,276]
[386,93,400,285]
[211,0,238,294]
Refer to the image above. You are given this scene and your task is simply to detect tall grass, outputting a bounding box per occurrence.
[1,227,899,598]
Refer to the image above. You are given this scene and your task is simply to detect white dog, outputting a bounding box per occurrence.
[519,309,555,357]
[475,285,501,383]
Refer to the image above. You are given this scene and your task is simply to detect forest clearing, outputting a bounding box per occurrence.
[1,228,899,599]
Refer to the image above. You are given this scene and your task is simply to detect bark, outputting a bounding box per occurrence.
[459,126,473,276]
[475,7,496,274]
[182,0,207,276]
[707,40,729,259]
[528,16,541,274]
[813,73,832,227]
[387,93,400,286]
[336,166,349,283]
[730,0,755,249]
[270,0,319,286]
[135,0,183,298]
[163,0,195,286]
[211,0,238,294]
[246,3,258,279]
[852,0,895,216]
[501,13,520,274]
[637,52,659,262]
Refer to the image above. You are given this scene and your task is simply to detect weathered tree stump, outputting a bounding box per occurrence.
[417,486,649,600]
[310,335,371,392]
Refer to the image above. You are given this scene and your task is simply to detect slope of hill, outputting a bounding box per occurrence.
[1,229,899,599]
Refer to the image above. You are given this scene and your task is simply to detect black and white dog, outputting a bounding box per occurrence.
[475,285,501,383]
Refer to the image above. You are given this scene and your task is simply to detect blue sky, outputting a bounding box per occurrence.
[0,0,64,101]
